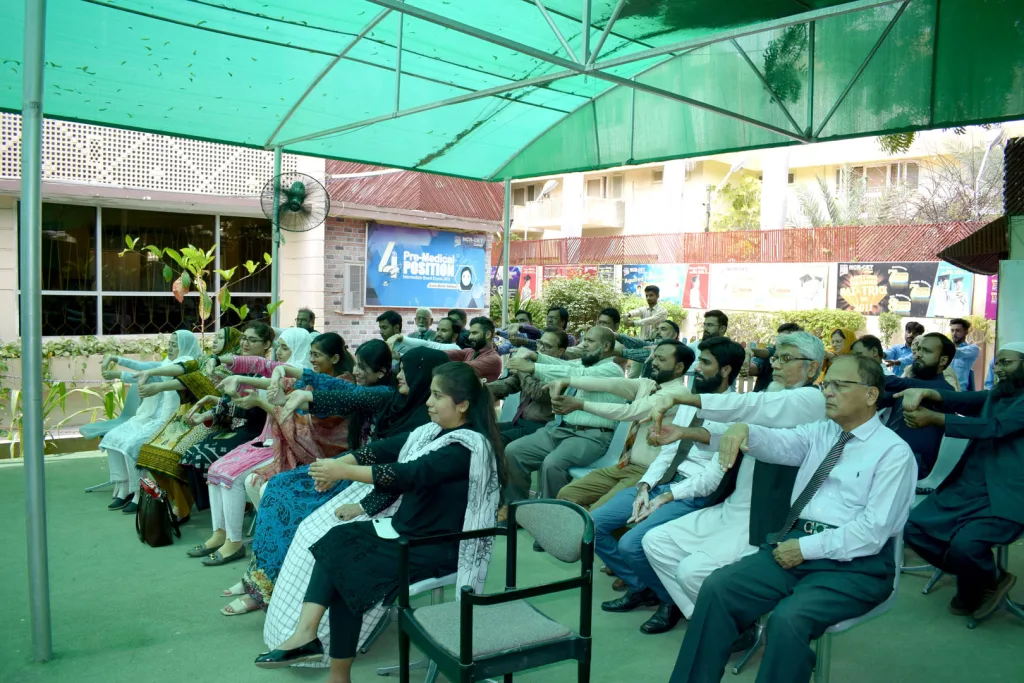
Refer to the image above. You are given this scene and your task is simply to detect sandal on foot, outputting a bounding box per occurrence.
[222,582,245,597]
[187,543,223,558]
[221,597,258,616]
[202,546,247,567]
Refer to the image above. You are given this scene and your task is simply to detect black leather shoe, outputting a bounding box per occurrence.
[730,626,759,654]
[640,603,683,634]
[601,587,659,613]
[254,638,325,669]
[108,493,133,510]
[122,502,138,514]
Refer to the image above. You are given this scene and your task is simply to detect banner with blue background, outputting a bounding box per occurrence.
[365,223,488,309]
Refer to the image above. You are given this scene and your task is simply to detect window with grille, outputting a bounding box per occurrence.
[19,203,273,336]
[838,162,920,193]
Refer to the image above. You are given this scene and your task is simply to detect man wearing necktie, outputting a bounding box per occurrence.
[669,355,917,683]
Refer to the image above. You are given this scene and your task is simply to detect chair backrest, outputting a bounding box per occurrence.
[513,499,593,563]
[498,392,521,423]
[79,383,142,439]
[917,436,969,491]
[567,420,630,479]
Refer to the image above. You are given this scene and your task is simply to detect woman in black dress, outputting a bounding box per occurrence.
[255,361,504,682]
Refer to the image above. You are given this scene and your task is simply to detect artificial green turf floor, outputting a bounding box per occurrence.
[1,454,1022,683]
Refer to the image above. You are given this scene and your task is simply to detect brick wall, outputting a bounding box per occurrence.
[321,217,492,347]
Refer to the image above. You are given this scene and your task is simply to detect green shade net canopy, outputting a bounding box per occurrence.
[2,0,1023,180]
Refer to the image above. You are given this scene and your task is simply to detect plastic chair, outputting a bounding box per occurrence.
[498,393,521,424]
[734,537,904,680]
[369,573,458,683]
[396,499,594,683]
[80,384,141,493]
[567,420,630,480]
[901,437,968,584]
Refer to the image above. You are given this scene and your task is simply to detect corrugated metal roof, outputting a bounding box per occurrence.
[326,161,503,222]
[938,216,1007,275]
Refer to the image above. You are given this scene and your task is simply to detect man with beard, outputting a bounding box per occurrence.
[432,316,460,345]
[900,342,1024,621]
[503,326,625,502]
[387,316,502,383]
[552,338,740,635]
[949,317,981,390]
[640,332,827,644]
[614,320,681,378]
[858,332,955,478]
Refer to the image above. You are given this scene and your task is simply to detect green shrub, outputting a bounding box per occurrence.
[964,315,995,345]
[877,311,902,346]
[542,276,626,330]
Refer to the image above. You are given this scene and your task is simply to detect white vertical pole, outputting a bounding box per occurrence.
[20,0,53,662]
[271,147,282,327]
[502,179,511,328]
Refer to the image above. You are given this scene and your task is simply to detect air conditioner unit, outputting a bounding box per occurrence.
[343,263,365,314]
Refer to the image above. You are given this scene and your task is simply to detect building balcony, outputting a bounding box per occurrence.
[512,197,562,230]
[583,196,625,229]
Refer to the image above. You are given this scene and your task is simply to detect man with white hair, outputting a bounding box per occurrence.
[641,331,827,636]
[407,307,436,341]
[900,342,1024,621]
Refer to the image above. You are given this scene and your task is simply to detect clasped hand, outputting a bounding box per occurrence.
[310,459,349,489]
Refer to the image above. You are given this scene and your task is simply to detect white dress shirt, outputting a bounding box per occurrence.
[744,415,917,562]
[693,385,827,428]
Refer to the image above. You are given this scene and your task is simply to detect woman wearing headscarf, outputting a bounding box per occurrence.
[220,346,444,616]
[258,362,504,677]
[99,330,202,515]
[817,327,857,383]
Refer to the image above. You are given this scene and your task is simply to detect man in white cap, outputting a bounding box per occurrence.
[899,342,1024,621]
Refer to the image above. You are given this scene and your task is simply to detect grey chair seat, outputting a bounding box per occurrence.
[412,600,574,658]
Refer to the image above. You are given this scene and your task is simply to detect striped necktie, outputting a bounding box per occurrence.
[766,431,854,545]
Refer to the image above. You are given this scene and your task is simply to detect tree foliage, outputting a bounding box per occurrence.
[541,276,627,330]
[711,176,762,232]
[877,311,902,346]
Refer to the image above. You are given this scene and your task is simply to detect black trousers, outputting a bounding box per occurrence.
[670,533,895,683]
[498,418,546,447]
[904,509,1023,609]
[304,560,363,659]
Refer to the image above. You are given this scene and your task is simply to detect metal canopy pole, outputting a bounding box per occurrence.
[20,0,52,662]
[270,146,282,327]
[730,38,804,136]
[394,12,403,110]
[587,0,626,67]
[581,0,591,65]
[501,179,511,329]
[534,0,580,63]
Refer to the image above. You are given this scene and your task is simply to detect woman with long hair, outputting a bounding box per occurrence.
[99,330,203,514]
[220,345,443,616]
[259,362,504,680]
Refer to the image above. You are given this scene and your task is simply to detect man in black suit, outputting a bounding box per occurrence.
[901,342,1024,620]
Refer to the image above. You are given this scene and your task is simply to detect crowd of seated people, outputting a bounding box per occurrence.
[91,303,1022,683]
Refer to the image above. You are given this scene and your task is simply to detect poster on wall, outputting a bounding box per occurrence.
[541,265,599,280]
[621,264,688,303]
[598,264,616,284]
[490,265,538,304]
[985,275,998,320]
[709,263,829,312]
[365,223,487,309]
[682,264,710,309]
[835,262,974,317]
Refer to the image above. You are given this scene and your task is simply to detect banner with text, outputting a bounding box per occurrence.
[366,224,487,309]
[709,263,828,312]
[490,265,539,304]
[985,274,998,320]
[836,262,974,317]
[542,265,599,281]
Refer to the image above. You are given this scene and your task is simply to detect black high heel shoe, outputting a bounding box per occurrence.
[254,638,325,669]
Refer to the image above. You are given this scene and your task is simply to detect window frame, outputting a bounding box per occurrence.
[18,202,272,337]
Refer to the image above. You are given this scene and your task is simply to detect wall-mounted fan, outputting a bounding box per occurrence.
[260,172,330,232]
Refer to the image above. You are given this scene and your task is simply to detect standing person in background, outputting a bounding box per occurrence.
[407,308,436,341]
[295,308,318,335]
[624,285,669,341]
[884,321,924,376]
[949,318,981,391]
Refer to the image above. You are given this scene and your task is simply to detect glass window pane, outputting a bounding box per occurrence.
[27,295,98,337]
[18,203,96,291]
[219,295,272,330]
[865,166,887,190]
[219,216,273,294]
[101,209,215,292]
[905,162,920,189]
[102,295,202,335]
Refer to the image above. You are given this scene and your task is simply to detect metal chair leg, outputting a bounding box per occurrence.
[731,622,765,675]
[813,633,832,683]
[922,568,945,594]
[84,480,114,493]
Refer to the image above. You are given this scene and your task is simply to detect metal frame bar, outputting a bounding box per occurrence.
[20,0,52,663]
[501,179,511,328]
[281,0,904,149]
[534,0,579,63]
[94,205,103,337]
[927,0,941,125]
[813,0,910,138]
[394,12,404,111]
[730,38,804,136]
[213,214,221,330]
[587,0,626,67]
[807,21,815,136]
[580,0,591,65]
[270,147,282,327]
[263,9,392,147]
